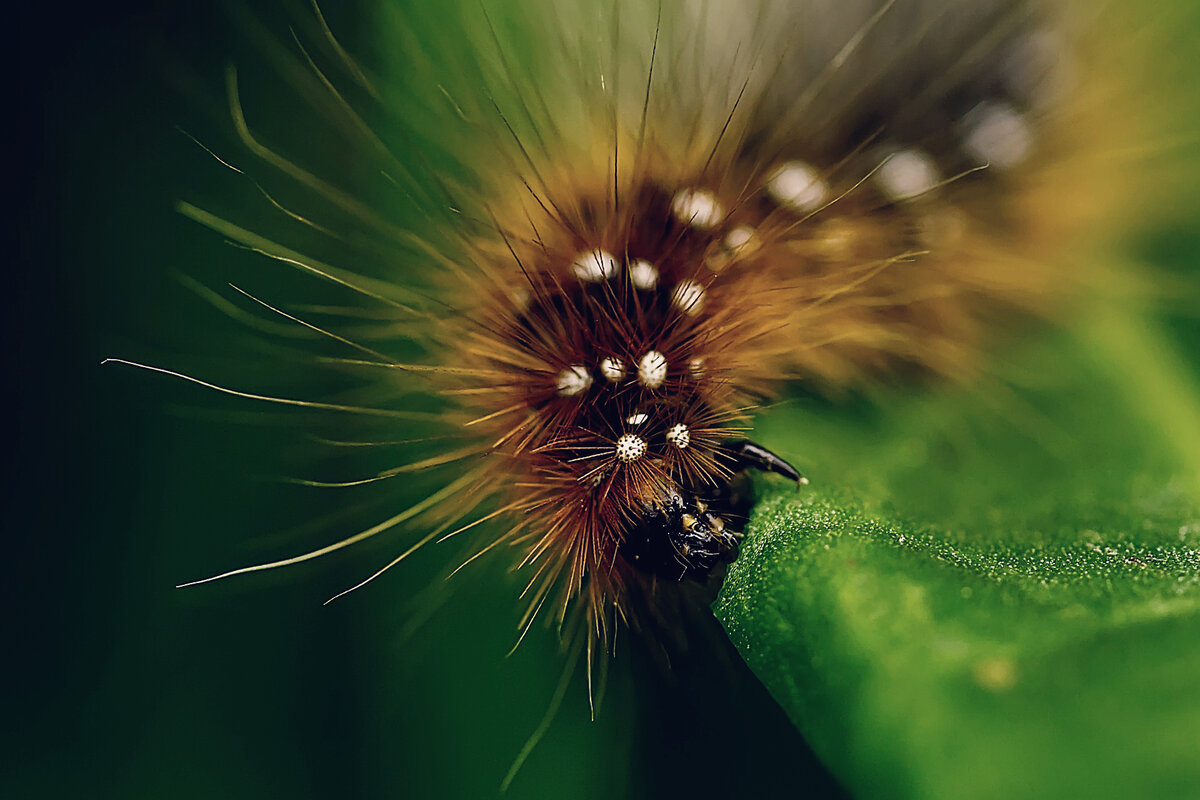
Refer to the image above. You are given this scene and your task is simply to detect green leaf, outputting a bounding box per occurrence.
[716,307,1200,800]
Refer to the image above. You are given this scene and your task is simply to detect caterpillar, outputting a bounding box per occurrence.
[118,0,1175,764]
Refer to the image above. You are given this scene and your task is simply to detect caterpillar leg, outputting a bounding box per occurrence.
[722,439,807,485]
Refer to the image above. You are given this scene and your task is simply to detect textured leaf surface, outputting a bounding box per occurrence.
[716,310,1200,800]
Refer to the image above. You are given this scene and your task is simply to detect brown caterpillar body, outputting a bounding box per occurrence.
[154,0,1158,670]
[443,15,1092,639]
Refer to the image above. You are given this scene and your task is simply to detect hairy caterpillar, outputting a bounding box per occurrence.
[109,0,1184,789]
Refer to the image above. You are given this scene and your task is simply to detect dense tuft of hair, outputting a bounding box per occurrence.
[154,0,1162,676]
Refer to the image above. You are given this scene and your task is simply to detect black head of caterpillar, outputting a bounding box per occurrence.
[622,439,803,579]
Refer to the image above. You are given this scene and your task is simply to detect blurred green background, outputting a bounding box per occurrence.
[9,2,1200,798]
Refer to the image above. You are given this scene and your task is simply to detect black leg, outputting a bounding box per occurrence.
[723,439,808,485]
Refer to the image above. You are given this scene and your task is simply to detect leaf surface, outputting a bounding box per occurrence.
[717,310,1200,800]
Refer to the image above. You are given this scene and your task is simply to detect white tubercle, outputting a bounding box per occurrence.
[671,280,706,316]
[509,287,531,311]
[556,365,592,396]
[571,249,619,282]
[876,148,940,202]
[671,189,725,229]
[767,161,828,214]
[665,423,691,450]
[626,411,649,426]
[628,259,659,290]
[638,350,668,389]
[961,102,1032,170]
[615,434,648,463]
[600,357,626,382]
[689,358,705,378]
[724,226,755,254]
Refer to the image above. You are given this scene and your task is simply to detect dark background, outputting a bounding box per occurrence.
[8,3,846,797]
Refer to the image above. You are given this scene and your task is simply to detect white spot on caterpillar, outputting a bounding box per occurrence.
[600,357,625,382]
[724,226,755,254]
[665,423,691,449]
[962,102,1032,170]
[710,226,759,273]
[767,161,827,213]
[876,148,940,202]
[556,365,592,396]
[571,249,619,282]
[615,434,647,463]
[510,287,530,311]
[671,188,725,229]
[628,259,659,290]
[638,350,668,388]
[689,358,705,378]
[626,411,649,426]
[671,280,706,316]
